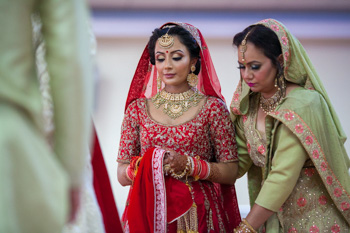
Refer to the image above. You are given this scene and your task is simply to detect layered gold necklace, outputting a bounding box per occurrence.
[151,87,204,119]
[259,89,284,114]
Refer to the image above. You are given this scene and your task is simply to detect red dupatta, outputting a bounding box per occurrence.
[92,126,123,233]
[125,148,193,233]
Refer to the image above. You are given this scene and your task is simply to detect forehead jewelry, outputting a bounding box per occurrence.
[240,30,251,62]
[159,27,174,49]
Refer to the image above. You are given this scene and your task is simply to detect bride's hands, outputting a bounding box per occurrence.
[163,148,188,175]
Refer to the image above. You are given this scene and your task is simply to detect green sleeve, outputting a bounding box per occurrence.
[39,0,93,187]
[255,123,308,211]
[235,118,253,178]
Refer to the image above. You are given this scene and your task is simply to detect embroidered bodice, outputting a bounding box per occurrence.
[118,96,238,163]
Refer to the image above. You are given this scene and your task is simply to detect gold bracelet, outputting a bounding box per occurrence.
[233,219,257,233]
[170,156,191,179]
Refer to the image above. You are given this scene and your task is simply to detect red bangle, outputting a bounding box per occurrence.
[198,160,208,180]
[126,165,135,181]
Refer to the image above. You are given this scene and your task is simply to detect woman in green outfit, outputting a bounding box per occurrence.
[230,19,350,232]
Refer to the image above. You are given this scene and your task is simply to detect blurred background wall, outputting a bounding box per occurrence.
[89,0,350,217]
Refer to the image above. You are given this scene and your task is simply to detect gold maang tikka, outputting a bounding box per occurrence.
[159,26,174,48]
[240,30,252,62]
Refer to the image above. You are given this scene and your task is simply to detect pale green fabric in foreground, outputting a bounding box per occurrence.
[0,0,93,232]
[230,19,350,232]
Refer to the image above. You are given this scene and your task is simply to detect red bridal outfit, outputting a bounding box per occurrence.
[117,22,241,233]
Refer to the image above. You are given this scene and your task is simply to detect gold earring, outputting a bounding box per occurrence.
[274,77,278,88]
[187,65,198,87]
[157,76,162,90]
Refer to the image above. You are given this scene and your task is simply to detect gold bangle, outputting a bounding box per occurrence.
[233,218,257,233]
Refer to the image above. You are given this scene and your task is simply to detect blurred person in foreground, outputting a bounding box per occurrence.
[32,16,123,233]
[230,18,350,232]
[0,1,93,232]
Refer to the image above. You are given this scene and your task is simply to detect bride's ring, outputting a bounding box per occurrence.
[164,164,171,175]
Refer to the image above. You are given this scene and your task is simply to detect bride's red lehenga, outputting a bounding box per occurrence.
[117,22,241,233]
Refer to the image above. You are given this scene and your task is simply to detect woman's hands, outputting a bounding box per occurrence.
[163,148,188,174]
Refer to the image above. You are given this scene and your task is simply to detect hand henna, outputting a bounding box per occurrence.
[207,163,221,182]
[163,149,187,173]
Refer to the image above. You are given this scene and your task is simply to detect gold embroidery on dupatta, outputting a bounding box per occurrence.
[243,95,267,167]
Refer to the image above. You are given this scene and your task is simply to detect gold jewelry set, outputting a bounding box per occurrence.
[260,68,286,114]
[151,87,204,119]
[154,25,201,119]
[259,88,284,114]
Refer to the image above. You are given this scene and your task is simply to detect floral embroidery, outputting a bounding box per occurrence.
[331,224,340,233]
[341,202,350,211]
[153,149,166,233]
[247,143,251,153]
[305,135,313,145]
[284,112,294,121]
[312,150,319,159]
[304,168,315,177]
[284,51,290,61]
[234,93,239,102]
[326,176,333,185]
[297,197,307,207]
[242,115,248,123]
[334,188,343,197]
[321,162,327,171]
[232,107,241,115]
[242,96,267,167]
[257,145,266,154]
[309,225,319,233]
[177,23,201,47]
[271,24,280,31]
[295,124,303,134]
[318,195,327,205]
[281,36,289,46]
[288,228,297,233]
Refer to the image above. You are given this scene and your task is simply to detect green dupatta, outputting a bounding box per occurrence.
[230,18,350,224]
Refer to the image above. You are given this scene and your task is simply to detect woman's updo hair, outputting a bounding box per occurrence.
[233,25,282,71]
[148,24,201,75]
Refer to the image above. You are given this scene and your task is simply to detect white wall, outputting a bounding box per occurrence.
[91,16,350,216]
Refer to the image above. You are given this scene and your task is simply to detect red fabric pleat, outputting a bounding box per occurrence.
[92,126,123,233]
[127,148,192,232]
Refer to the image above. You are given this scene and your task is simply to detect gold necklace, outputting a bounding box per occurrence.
[151,87,204,119]
[259,89,284,114]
